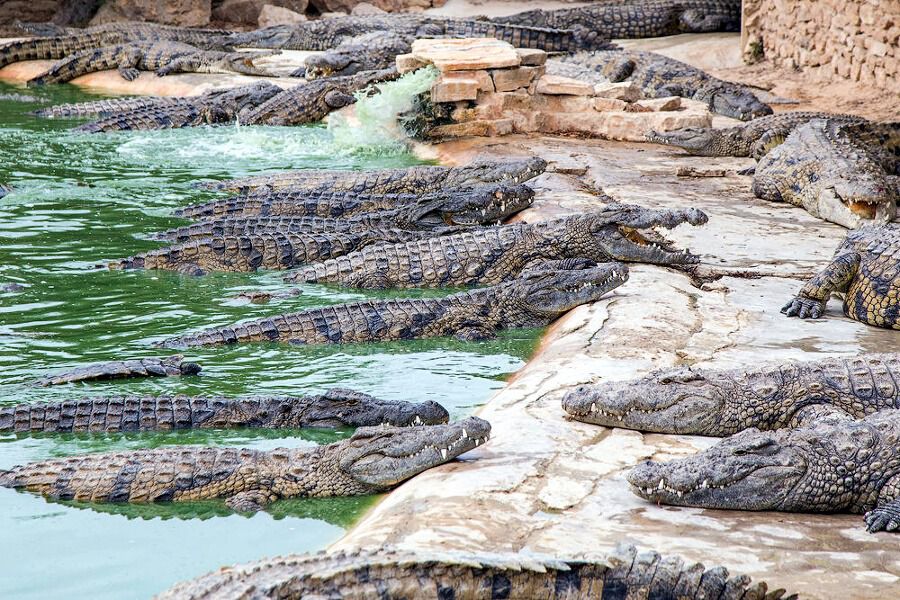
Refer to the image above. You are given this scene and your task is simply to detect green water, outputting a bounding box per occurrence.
[0,83,540,599]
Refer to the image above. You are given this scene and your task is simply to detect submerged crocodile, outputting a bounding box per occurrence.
[646,111,867,158]
[783,224,900,329]
[561,49,772,120]
[1,389,449,434]
[198,156,548,194]
[158,544,792,600]
[175,183,533,223]
[160,262,628,348]
[34,355,201,387]
[287,205,706,289]
[753,119,899,228]
[628,409,900,533]
[0,416,490,510]
[563,353,900,436]
[27,41,278,86]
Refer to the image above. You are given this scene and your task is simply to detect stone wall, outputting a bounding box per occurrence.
[742,0,900,92]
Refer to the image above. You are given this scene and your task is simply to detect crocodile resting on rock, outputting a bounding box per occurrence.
[563,353,900,436]
[286,205,706,289]
[0,417,490,511]
[783,224,900,329]
[628,409,900,533]
[198,156,548,194]
[300,31,412,80]
[27,41,278,86]
[34,355,201,387]
[1,389,449,434]
[160,262,628,348]
[645,111,867,159]
[753,119,899,228]
[561,49,772,121]
[157,544,793,600]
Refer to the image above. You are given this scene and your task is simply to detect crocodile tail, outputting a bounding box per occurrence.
[0,38,64,68]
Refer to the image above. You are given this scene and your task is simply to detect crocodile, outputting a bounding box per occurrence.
[0,416,491,511]
[157,544,793,600]
[561,49,772,120]
[27,41,279,86]
[160,262,628,348]
[628,409,900,533]
[34,355,201,387]
[175,183,534,223]
[563,353,900,436]
[300,31,413,80]
[752,119,900,228]
[0,389,449,434]
[34,95,186,118]
[782,224,900,329]
[199,156,547,198]
[286,205,706,289]
[645,111,867,159]
[243,67,400,126]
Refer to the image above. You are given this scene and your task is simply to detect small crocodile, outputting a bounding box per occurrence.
[628,409,900,533]
[1,389,449,434]
[160,262,628,348]
[301,31,412,80]
[198,156,548,194]
[0,417,490,510]
[27,41,278,86]
[645,111,867,158]
[34,355,201,387]
[175,183,533,223]
[563,353,900,436]
[287,205,706,289]
[157,544,793,600]
[753,119,899,228]
[561,49,772,120]
[783,224,900,329]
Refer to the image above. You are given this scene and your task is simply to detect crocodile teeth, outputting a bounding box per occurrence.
[462,429,468,438]
[441,448,448,459]
[590,403,597,413]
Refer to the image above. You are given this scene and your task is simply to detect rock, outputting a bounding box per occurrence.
[428,118,514,139]
[351,2,386,14]
[411,38,520,72]
[491,66,543,93]
[594,110,712,141]
[535,75,594,96]
[396,54,428,74]
[319,10,349,17]
[593,81,642,102]
[0,1,59,34]
[515,48,547,67]
[258,4,307,26]
[213,0,309,24]
[92,0,211,26]
[634,96,682,111]
[592,97,629,111]
[675,166,730,177]
[431,72,484,103]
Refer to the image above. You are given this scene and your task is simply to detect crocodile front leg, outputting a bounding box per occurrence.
[782,252,860,319]
[865,474,900,532]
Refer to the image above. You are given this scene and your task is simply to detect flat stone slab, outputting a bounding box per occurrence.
[535,74,594,96]
[410,38,521,72]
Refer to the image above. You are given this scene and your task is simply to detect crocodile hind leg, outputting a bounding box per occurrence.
[782,252,860,319]
[751,172,785,202]
[679,11,734,33]
[750,131,789,160]
[225,490,277,512]
[604,58,637,82]
[864,474,900,532]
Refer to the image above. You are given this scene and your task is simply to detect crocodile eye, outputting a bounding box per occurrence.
[733,439,777,456]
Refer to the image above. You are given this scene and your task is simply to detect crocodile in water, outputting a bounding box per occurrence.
[34,355,201,387]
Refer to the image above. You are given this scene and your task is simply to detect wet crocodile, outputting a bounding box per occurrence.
[34,355,201,387]
[628,409,900,533]
[286,205,706,289]
[198,156,548,194]
[645,111,867,158]
[753,119,899,228]
[299,31,412,80]
[561,49,772,120]
[160,262,628,348]
[783,224,900,329]
[158,544,793,600]
[563,353,900,436]
[1,389,449,434]
[243,67,400,126]
[27,41,278,86]
[175,183,534,222]
[35,95,186,118]
[0,417,491,511]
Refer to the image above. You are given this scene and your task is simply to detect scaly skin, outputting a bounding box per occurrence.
[0,417,491,511]
[301,31,411,79]
[243,67,400,126]
[646,111,866,158]
[628,409,900,533]
[753,119,899,228]
[783,224,900,329]
[160,263,628,348]
[34,95,185,118]
[563,353,900,436]
[198,156,548,194]
[287,205,706,289]
[26,41,278,86]
[175,183,534,223]
[157,545,793,600]
[0,389,449,434]
[34,355,201,387]
[562,49,772,120]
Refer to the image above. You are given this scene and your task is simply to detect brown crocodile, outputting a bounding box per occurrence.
[34,355,201,387]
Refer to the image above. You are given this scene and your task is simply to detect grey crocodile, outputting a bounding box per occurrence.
[300,31,412,80]
[1,389,449,434]
[0,417,491,510]
[563,353,900,436]
[34,355,201,387]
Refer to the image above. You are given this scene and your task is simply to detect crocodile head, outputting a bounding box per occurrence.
[208,51,281,77]
[695,82,772,121]
[277,389,449,428]
[510,261,629,317]
[819,174,898,228]
[645,127,738,156]
[405,184,535,227]
[304,32,411,80]
[443,157,548,188]
[224,25,297,49]
[338,417,490,489]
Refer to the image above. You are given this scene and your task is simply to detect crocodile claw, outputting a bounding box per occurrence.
[781,297,825,319]
[864,505,900,533]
